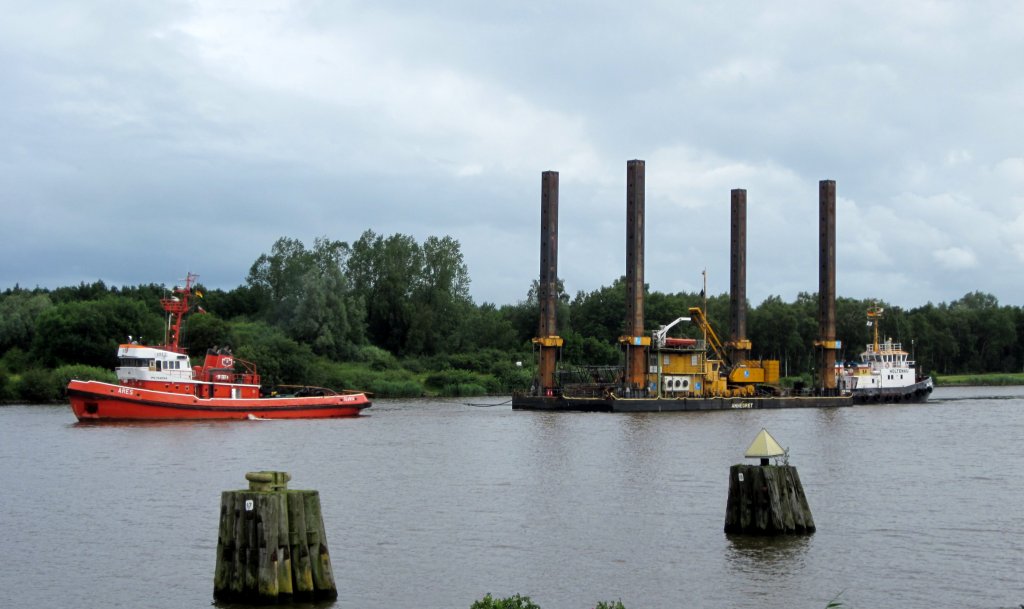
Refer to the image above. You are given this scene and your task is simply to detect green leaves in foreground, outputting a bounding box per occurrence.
[470,595,627,609]
[469,595,844,608]
[471,594,542,609]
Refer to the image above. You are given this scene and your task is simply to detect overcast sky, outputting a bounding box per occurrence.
[2,1,1022,310]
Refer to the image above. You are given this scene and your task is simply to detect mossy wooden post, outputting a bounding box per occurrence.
[214,471,338,603]
[724,429,815,535]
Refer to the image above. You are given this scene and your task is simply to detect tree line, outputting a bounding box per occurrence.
[2,231,1022,401]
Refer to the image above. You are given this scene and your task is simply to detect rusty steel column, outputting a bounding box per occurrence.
[816,179,838,392]
[623,160,648,390]
[534,170,563,395]
[728,189,751,363]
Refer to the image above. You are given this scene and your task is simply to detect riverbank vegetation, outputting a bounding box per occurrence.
[3,233,1023,403]
[470,594,625,609]
[935,372,1024,386]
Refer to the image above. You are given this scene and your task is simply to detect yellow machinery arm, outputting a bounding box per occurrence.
[687,306,730,366]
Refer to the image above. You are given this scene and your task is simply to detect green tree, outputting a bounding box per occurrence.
[948,292,1015,372]
[183,311,232,356]
[569,277,627,344]
[749,295,809,375]
[406,235,473,355]
[230,321,314,387]
[247,236,365,358]
[0,291,53,353]
[348,230,474,356]
[455,303,519,352]
[470,594,541,609]
[31,297,164,368]
[908,303,958,374]
[49,280,110,304]
[347,230,420,353]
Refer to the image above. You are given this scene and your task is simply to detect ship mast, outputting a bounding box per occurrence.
[160,272,197,352]
[867,304,883,353]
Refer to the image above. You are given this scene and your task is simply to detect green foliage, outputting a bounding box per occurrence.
[439,382,487,397]
[198,285,263,320]
[0,346,31,374]
[347,230,472,356]
[499,299,541,346]
[570,278,627,344]
[368,379,424,397]
[52,364,117,394]
[779,373,813,389]
[0,291,52,353]
[457,303,519,351]
[562,331,620,366]
[442,348,536,392]
[470,593,542,609]
[935,372,1024,386]
[9,363,118,403]
[307,357,424,397]
[424,369,500,394]
[354,344,401,371]
[183,311,232,355]
[31,297,163,368]
[0,368,10,402]
[7,228,1024,387]
[48,280,111,304]
[230,321,314,387]
[13,368,61,403]
[497,365,534,392]
[468,595,630,609]
[247,236,365,359]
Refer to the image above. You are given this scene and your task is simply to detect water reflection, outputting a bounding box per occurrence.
[213,600,337,609]
[724,534,811,575]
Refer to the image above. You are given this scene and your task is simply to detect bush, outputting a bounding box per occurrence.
[424,369,500,394]
[14,368,62,403]
[439,383,487,397]
[53,364,117,397]
[306,358,358,391]
[0,368,11,402]
[231,322,313,386]
[367,379,423,398]
[0,346,31,373]
[497,366,534,393]
[470,594,542,609]
[469,594,628,609]
[399,354,449,374]
[354,345,400,371]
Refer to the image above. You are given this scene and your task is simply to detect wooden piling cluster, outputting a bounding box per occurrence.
[214,471,337,603]
[724,464,815,535]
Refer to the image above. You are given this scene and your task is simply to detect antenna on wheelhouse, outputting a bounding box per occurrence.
[161,272,197,352]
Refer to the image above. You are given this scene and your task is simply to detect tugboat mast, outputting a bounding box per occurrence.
[160,272,197,352]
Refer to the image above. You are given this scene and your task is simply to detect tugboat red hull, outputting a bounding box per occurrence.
[68,380,370,421]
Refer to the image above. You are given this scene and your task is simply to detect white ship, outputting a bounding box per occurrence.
[838,306,933,403]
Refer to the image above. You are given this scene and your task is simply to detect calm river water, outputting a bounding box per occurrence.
[1,386,1022,609]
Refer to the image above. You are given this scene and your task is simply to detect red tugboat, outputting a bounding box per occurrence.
[67,273,371,421]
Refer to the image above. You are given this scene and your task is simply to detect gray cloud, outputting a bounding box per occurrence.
[2,1,1022,308]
